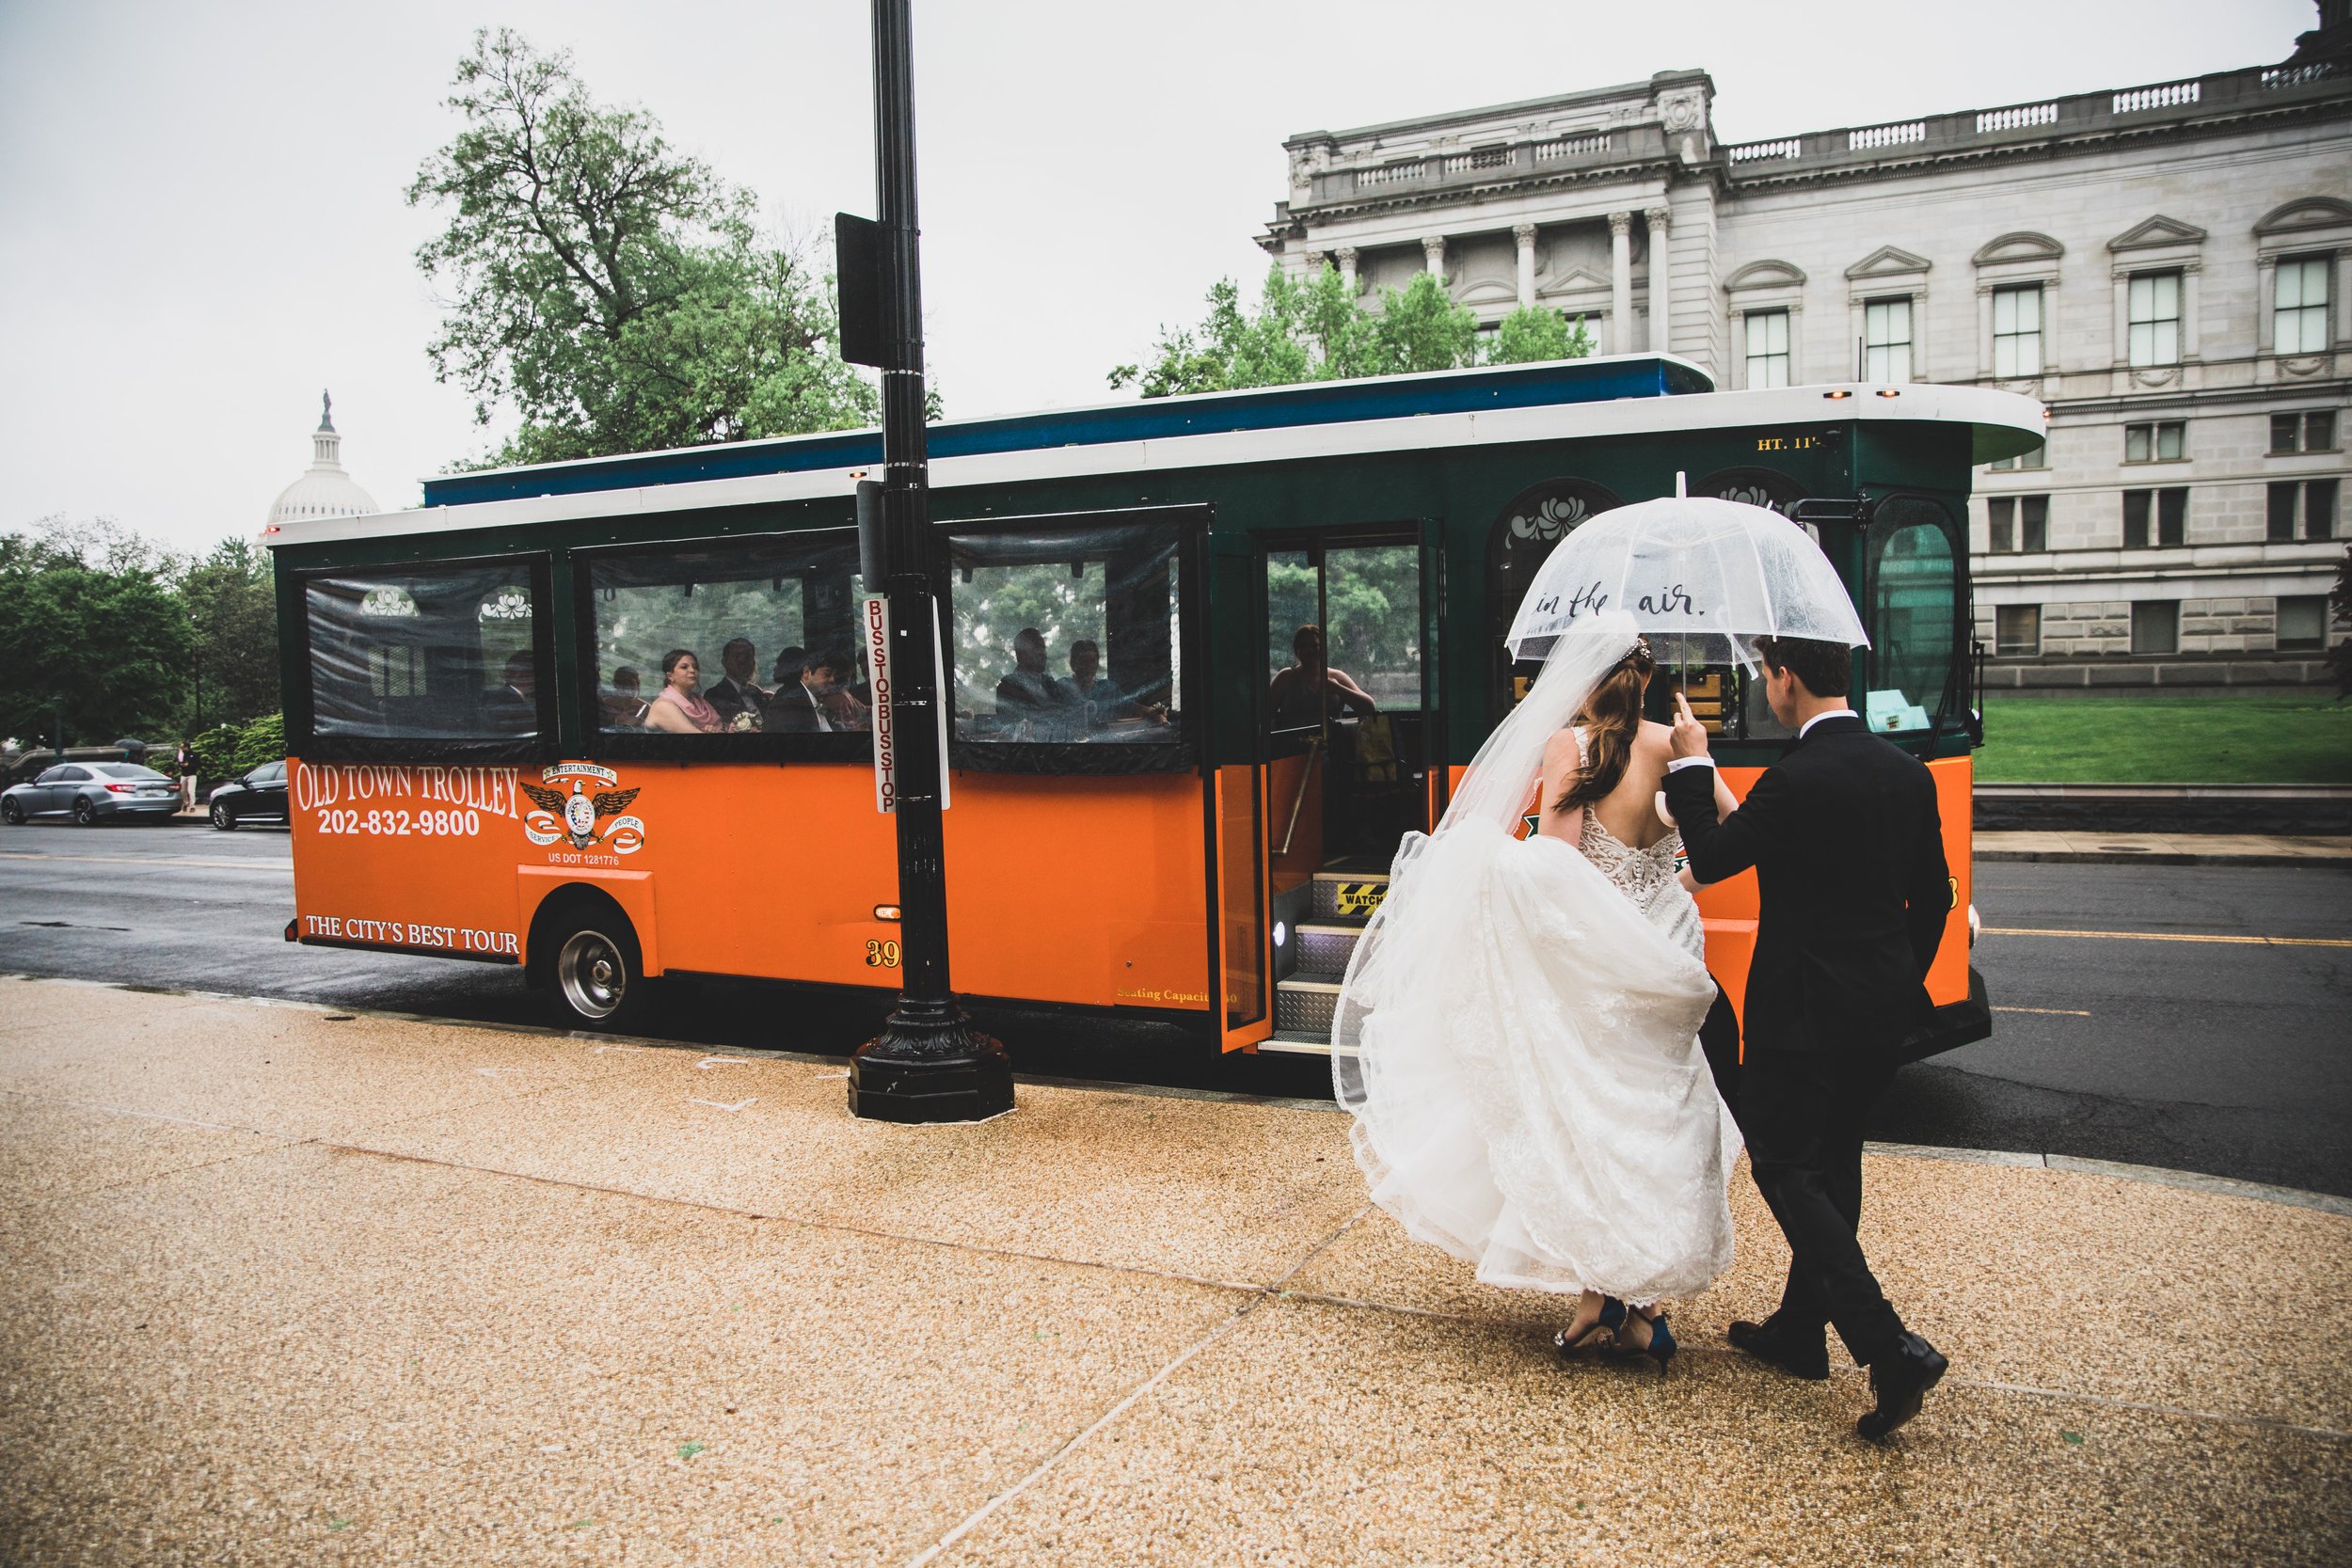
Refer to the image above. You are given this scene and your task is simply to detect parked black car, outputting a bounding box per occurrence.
[209,761,290,829]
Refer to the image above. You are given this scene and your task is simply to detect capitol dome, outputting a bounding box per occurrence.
[266,391,379,529]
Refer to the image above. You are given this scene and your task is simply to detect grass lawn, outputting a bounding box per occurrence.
[1975,692,2352,784]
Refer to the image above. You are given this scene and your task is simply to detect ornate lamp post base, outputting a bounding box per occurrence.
[848,1004,1013,1123]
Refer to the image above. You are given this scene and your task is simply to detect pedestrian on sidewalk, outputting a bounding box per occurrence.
[175,741,196,812]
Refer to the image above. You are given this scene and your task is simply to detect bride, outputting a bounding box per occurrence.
[1332,611,1741,1371]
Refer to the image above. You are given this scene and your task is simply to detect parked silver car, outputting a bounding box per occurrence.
[0,763,183,826]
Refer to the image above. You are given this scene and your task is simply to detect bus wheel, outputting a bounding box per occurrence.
[547,911,647,1031]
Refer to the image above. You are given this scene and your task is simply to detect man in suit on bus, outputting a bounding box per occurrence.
[1662,634,1951,1441]
[705,638,771,730]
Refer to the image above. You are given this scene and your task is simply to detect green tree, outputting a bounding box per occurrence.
[179,535,278,731]
[1112,263,1587,398]
[408,29,878,468]
[0,517,191,747]
[1488,304,1596,365]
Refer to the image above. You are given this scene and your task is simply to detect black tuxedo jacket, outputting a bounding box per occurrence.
[1664,716,1949,1057]
[768,682,825,734]
[706,677,768,727]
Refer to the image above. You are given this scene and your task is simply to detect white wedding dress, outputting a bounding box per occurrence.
[1333,616,1740,1305]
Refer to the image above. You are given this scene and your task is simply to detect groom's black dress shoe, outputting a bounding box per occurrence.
[1727,1317,1830,1381]
[1856,1333,1948,1441]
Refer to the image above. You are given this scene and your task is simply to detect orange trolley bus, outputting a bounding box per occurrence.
[266,356,2040,1069]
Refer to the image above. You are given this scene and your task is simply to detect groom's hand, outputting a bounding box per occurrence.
[1670,691,1712,761]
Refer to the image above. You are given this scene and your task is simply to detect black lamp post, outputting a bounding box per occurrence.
[839,0,1012,1123]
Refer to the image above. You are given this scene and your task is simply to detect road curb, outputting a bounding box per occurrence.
[1975,848,2352,867]
[1867,1140,2352,1217]
[8,972,2346,1219]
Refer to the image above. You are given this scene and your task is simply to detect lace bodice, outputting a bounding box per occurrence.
[1570,729,1706,962]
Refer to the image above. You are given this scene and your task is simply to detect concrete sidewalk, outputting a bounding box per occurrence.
[2,978,2345,1566]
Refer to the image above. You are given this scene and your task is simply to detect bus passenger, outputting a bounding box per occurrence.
[1267,625,1375,729]
[771,649,865,733]
[601,667,648,728]
[481,650,537,735]
[642,649,725,734]
[1057,639,1164,731]
[706,638,771,730]
[771,644,806,688]
[994,627,1059,722]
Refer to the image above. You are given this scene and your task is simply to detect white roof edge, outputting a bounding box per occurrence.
[421,350,1716,487]
[271,382,2044,552]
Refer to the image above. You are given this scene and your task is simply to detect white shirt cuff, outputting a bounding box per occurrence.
[1666,756,1714,772]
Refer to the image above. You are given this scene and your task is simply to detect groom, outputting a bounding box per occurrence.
[1663,636,1951,1440]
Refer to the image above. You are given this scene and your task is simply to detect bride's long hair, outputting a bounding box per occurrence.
[1552,637,1654,814]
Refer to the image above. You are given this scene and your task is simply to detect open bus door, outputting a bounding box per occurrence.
[1209,532,1272,1052]
[1251,525,1440,1052]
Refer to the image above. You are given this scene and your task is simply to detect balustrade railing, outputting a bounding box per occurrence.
[1320,60,2337,203]
[1976,101,2058,133]
[1534,132,1612,162]
[1848,119,1928,150]
[1439,145,1513,176]
[2113,79,2200,114]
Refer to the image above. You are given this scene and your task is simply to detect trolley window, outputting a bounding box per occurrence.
[297,557,552,761]
[1865,498,1962,736]
[946,513,1193,773]
[576,531,868,761]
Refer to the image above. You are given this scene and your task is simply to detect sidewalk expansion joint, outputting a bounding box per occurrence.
[899,1204,1374,1568]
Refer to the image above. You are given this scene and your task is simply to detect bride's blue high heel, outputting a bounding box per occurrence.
[1552,1296,1627,1357]
[1617,1310,1677,1375]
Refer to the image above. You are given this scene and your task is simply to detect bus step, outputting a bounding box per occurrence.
[1295,921,1363,975]
[1276,974,1342,1037]
[1260,1031,1356,1058]
[1311,870,1389,923]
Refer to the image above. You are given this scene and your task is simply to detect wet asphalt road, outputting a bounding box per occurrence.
[1,817,2346,1196]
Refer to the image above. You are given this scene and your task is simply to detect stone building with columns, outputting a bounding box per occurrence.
[1261,6,2351,688]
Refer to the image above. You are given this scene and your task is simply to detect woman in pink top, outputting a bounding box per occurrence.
[642,649,724,735]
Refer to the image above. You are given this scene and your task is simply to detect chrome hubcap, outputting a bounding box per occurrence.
[557,930,627,1021]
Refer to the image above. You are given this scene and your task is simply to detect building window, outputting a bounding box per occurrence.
[1986,495,2048,553]
[2274,256,2332,356]
[2131,599,2179,656]
[2269,478,2342,541]
[1994,604,2042,655]
[1993,284,2043,376]
[1864,296,1913,382]
[2276,594,2328,651]
[1745,309,1791,388]
[1989,438,2047,472]
[2271,410,2339,452]
[2122,488,2186,548]
[2124,421,2185,463]
[2127,271,2182,366]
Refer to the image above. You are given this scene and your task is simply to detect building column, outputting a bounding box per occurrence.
[1513,223,1538,311]
[1609,211,1634,354]
[1421,234,1447,282]
[1335,245,1358,293]
[1644,205,1672,353]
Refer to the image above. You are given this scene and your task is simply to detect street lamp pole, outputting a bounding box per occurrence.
[844,0,1012,1123]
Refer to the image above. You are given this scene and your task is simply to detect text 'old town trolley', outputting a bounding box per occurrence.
[265,355,2039,1066]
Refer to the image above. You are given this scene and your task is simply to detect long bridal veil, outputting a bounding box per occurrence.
[1331,610,1736,1301]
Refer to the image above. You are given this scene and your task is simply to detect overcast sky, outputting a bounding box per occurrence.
[0,0,2314,553]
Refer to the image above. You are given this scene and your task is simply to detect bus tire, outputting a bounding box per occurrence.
[538,903,649,1032]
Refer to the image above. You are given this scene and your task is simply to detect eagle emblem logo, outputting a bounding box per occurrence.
[521,764,646,853]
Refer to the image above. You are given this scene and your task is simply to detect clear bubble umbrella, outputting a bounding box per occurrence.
[1503,481,1867,672]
